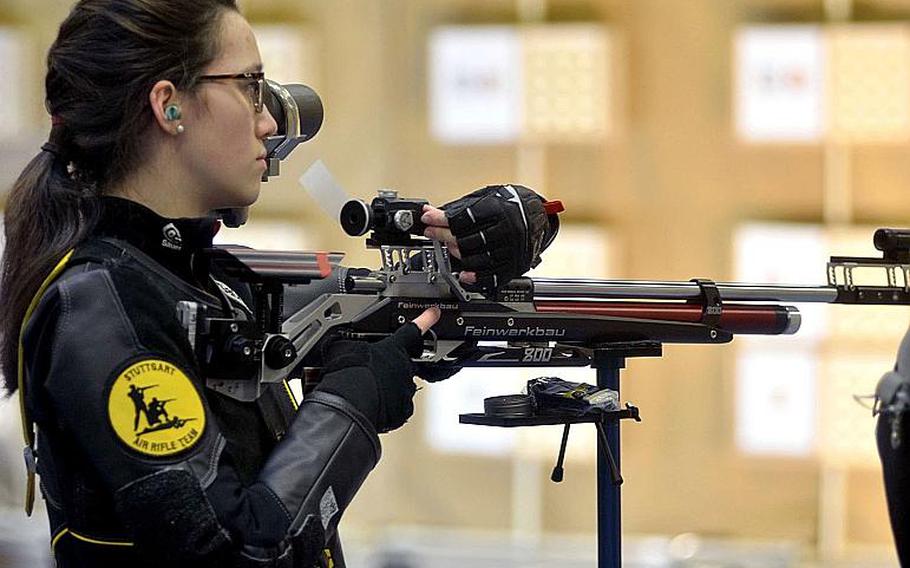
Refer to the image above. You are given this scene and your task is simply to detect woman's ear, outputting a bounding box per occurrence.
[149,80,184,135]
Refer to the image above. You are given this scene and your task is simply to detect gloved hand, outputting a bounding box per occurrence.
[422,184,560,294]
[415,364,461,383]
[316,308,440,433]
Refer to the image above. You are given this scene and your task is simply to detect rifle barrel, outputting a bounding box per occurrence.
[532,278,838,303]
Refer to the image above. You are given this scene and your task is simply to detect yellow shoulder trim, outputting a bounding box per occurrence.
[19,250,75,444]
[19,250,75,515]
[69,530,134,547]
[323,547,335,568]
[50,527,67,550]
[283,380,299,411]
[51,528,135,551]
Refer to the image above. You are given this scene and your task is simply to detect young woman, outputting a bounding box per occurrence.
[1,1,557,566]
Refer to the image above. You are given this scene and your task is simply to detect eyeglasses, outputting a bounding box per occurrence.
[197,72,266,113]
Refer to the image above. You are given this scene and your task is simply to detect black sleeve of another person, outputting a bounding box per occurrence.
[878,412,910,565]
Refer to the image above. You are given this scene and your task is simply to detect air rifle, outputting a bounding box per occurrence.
[187,191,910,403]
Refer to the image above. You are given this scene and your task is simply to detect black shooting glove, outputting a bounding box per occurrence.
[316,324,424,433]
[443,184,559,294]
[415,364,461,383]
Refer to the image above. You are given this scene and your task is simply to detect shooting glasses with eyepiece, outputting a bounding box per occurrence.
[217,81,323,227]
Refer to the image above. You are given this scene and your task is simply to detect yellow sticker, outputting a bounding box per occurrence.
[107,359,206,457]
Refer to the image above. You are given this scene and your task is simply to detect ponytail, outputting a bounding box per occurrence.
[0,145,99,393]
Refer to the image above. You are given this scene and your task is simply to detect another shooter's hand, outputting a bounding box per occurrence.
[317,307,441,433]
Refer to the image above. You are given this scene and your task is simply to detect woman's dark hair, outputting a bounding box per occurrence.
[1,0,239,393]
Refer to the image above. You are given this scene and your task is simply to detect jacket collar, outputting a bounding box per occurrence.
[93,196,220,286]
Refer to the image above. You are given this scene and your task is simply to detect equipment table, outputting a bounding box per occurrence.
[459,341,662,568]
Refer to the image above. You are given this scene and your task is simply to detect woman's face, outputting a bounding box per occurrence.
[181,11,278,211]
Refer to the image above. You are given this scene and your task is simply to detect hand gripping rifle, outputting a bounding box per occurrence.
[193,192,910,568]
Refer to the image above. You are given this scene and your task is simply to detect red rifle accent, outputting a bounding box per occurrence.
[534,300,793,335]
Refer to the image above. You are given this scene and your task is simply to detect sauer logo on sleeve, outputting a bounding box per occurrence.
[107,359,206,457]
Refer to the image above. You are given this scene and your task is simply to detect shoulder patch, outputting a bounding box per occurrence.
[107,359,206,457]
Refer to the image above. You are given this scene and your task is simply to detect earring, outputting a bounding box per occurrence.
[176,124,185,134]
[164,104,182,122]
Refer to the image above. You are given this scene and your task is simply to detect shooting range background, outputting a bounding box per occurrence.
[0,0,909,566]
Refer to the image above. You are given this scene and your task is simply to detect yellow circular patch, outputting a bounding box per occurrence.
[107,359,206,457]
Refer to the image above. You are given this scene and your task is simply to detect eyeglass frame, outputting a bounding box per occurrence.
[196,72,266,113]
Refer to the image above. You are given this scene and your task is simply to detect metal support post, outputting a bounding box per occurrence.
[593,353,624,568]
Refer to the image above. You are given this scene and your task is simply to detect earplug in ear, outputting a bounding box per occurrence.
[164,104,182,121]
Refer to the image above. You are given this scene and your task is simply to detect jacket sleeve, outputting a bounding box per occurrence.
[25,264,379,567]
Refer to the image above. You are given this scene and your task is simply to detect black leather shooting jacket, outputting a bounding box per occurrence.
[21,197,373,567]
